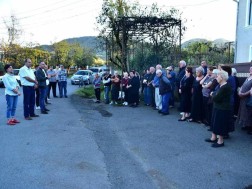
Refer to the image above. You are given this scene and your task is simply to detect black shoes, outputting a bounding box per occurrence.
[212,143,224,148]
[30,114,39,117]
[178,118,186,121]
[205,138,218,143]
[41,111,48,114]
[44,108,50,111]
[161,112,169,115]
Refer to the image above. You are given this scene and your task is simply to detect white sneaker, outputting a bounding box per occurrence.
[109,102,114,105]
[115,102,118,105]
[124,102,128,106]
[36,106,41,110]
[47,98,51,101]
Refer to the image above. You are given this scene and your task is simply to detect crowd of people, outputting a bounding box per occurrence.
[92,61,252,148]
[2,58,252,148]
[2,58,68,125]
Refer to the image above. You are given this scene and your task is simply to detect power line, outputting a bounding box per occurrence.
[141,0,220,8]
[0,0,100,24]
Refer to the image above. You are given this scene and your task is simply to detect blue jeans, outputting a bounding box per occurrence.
[161,92,171,114]
[6,95,18,119]
[104,86,111,103]
[144,87,148,104]
[59,81,67,97]
[23,86,35,117]
[39,87,47,111]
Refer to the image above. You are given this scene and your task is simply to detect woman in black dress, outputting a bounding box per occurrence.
[127,70,140,107]
[205,70,232,148]
[178,67,194,121]
[188,66,204,123]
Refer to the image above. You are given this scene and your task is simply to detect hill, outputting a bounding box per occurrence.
[182,38,232,49]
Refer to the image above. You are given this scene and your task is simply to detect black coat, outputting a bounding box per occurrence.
[36,68,47,87]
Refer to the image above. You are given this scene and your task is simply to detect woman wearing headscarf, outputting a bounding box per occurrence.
[205,70,232,148]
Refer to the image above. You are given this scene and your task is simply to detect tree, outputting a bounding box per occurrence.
[52,41,70,67]
[97,0,185,71]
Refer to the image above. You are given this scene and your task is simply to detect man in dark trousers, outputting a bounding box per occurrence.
[19,58,39,120]
[36,62,50,114]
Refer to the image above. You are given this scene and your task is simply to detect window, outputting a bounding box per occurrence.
[249,0,252,25]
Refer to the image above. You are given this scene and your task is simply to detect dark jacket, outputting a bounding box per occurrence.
[176,66,186,88]
[159,75,171,95]
[36,68,48,87]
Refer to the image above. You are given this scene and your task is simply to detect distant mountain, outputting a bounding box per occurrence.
[38,36,99,52]
[181,38,232,49]
[37,36,105,59]
[64,36,99,49]
[181,38,208,48]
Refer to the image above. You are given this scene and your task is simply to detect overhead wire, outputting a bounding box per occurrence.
[0,0,100,24]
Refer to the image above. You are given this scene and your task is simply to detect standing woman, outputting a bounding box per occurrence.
[178,67,194,121]
[236,66,252,132]
[93,73,101,103]
[121,72,129,106]
[205,70,232,147]
[110,71,120,105]
[2,64,21,125]
[127,70,140,107]
[188,66,204,123]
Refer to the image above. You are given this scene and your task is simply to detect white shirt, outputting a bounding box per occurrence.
[19,65,36,86]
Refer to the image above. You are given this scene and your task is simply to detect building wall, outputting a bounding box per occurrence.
[235,0,252,63]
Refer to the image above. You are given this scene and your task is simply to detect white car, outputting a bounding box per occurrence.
[71,70,94,85]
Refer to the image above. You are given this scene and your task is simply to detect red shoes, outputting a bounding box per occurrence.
[12,119,20,123]
[7,118,21,126]
[7,120,15,126]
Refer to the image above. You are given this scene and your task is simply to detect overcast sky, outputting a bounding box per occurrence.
[0,0,238,45]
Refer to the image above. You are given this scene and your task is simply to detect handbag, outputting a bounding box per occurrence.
[246,96,252,107]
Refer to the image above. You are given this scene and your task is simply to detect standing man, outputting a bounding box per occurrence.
[153,65,162,110]
[201,60,208,76]
[166,66,176,108]
[47,66,58,98]
[36,62,50,114]
[58,65,68,98]
[156,69,172,115]
[176,60,187,103]
[19,58,39,120]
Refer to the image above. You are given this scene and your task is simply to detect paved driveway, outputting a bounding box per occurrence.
[0,81,252,189]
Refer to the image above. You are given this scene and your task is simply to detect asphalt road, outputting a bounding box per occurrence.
[0,81,252,189]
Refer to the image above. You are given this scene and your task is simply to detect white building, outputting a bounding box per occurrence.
[235,0,252,63]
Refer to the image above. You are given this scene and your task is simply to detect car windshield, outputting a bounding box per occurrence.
[13,69,19,75]
[75,71,88,75]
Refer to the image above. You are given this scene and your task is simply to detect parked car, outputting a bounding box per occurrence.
[13,69,21,86]
[71,70,94,85]
[88,66,110,77]
[0,69,21,87]
[0,75,4,87]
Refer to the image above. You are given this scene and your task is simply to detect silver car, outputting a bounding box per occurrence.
[71,70,94,85]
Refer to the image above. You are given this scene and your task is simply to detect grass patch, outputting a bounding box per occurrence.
[75,85,105,99]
